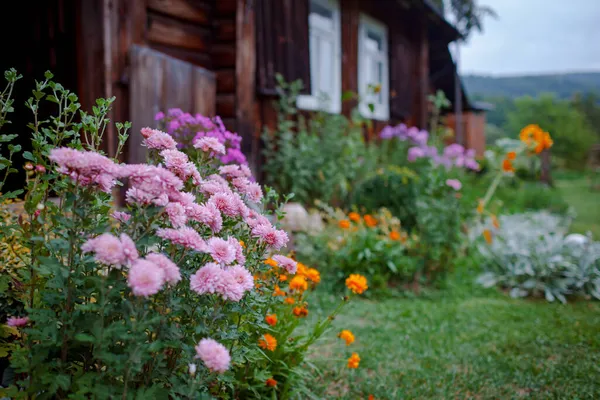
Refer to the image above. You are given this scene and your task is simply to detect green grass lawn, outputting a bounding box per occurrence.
[309,271,600,399]
[555,172,600,239]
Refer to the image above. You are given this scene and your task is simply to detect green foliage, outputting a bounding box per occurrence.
[350,166,419,232]
[504,94,595,169]
[262,76,375,206]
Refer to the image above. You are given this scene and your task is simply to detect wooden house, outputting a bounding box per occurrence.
[1,0,478,177]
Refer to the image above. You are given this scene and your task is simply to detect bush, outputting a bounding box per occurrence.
[0,71,368,399]
[474,212,600,303]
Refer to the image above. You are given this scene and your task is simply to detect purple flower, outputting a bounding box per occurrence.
[446,179,462,191]
[407,146,426,162]
[154,111,165,121]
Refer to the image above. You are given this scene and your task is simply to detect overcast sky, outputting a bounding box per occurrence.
[459,0,600,76]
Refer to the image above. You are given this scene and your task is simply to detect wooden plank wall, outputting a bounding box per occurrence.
[213,0,238,131]
[128,45,216,164]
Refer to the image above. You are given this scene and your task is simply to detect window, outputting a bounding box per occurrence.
[297,0,342,113]
[358,15,389,120]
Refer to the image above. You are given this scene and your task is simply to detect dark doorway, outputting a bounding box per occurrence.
[0,0,79,193]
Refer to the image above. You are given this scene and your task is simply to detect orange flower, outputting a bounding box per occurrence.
[296,262,308,277]
[265,314,277,326]
[273,285,286,297]
[284,297,295,305]
[347,352,360,368]
[506,151,516,160]
[483,229,493,244]
[535,131,553,153]
[266,378,277,387]
[338,330,355,346]
[389,230,401,241]
[349,212,361,222]
[239,240,246,248]
[345,274,368,294]
[520,124,544,147]
[264,258,278,267]
[368,395,375,400]
[476,200,484,214]
[293,306,309,317]
[289,276,308,293]
[258,333,277,351]
[502,159,514,173]
[305,268,321,284]
[363,214,377,227]
[491,214,500,229]
[279,274,288,281]
[339,220,351,229]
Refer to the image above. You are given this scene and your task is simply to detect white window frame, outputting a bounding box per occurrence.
[297,0,342,114]
[358,14,389,120]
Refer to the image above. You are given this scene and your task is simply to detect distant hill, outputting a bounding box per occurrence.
[462,72,600,99]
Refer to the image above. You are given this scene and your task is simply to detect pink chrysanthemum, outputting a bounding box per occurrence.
[445,179,462,191]
[81,233,137,267]
[218,271,244,301]
[193,137,226,155]
[240,164,253,178]
[160,149,201,182]
[6,316,29,327]
[227,237,246,265]
[111,211,131,223]
[121,164,184,206]
[157,227,207,252]
[165,202,188,228]
[208,192,238,218]
[173,191,197,207]
[186,202,223,233]
[48,147,121,193]
[145,253,181,285]
[228,265,253,292]
[195,338,231,373]
[190,263,225,295]
[251,223,289,250]
[241,181,263,203]
[142,128,177,150]
[219,164,244,178]
[207,237,236,265]
[272,254,297,274]
[127,259,165,297]
[244,210,271,228]
[231,177,249,192]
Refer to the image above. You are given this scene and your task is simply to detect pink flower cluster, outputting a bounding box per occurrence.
[127,252,181,297]
[6,316,29,327]
[81,233,138,268]
[272,254,297,274]
[195,338,231,373]
[190,262,253,302]
[121,164,183,207]
[160,149,202,185]
[48,148,121,192]
[141,127,177,150]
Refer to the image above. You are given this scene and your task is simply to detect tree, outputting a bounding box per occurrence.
[571,92,600,141]
[428,0,497,40]
[504,94,596,169]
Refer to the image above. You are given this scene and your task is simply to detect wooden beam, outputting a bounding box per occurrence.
[147,0,210,25]
[215,18,236,41]
[341,0,359,117]
[216,69,236,93]
[212,44,236,68]
[216,93,236,117]
[216,0,237,16]
[235,0,257,171]
[147,12,210,51]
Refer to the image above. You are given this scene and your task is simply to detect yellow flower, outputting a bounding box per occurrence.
[293,306,308,317]
[305,268,321,284]
[348,212,361,222]
[289,276,308,293]
[339,220,351,229]
[363,214,377,227]
[345,274,368,294]
[265,314,277,326]
[264,258,278,267]
[258,333,277,351]
[338,330,355,346]
[347,352,360,368]
[389,230,401,241]
[483,229,493,244]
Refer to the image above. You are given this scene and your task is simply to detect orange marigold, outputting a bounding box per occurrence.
[389,230,401,241]
[258,333,277,351]
[347,352,360,369]
[339,219,351,229]
[483,229,493,244]
[273,285,286,297]
[345,274,368,294]
[284,297,295,305]
[279,274,288,282]
[293,306,309,317]
[506,151,517,160]
[289,276,308,293]
[348,212,361,222]
[502,159,514,173]
[535,131,553,154]
[264,258,278,267]
[239,240,246,248]
[491,214,500,229]
[266,378,277,387]
[363,214,377,227]
[265,314,277,326]
[519,124,544,147]
[338,329,355,346]
[296,262,308,277]
[305,268,321,284]
[476,200,484,214]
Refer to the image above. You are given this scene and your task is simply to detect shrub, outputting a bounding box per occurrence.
[0,71,367,398]
[474,212,600,303]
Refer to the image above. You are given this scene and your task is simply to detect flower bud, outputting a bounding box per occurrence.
[36,203,45,210]
[24,163,34,170]
[35,165,46,173]
[188,363,197,376]
[33,210,41,218]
